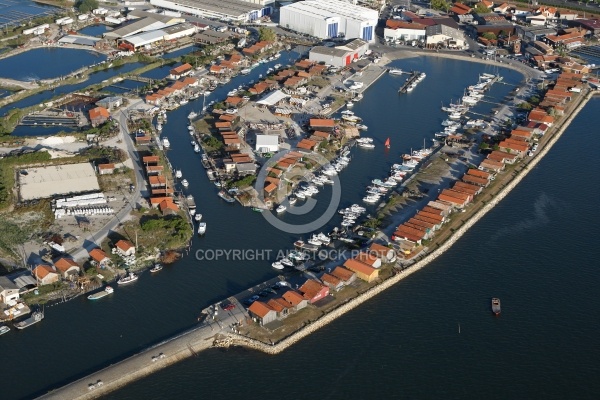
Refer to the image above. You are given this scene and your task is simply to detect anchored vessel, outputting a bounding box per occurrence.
[491,298,501,315]
[14,310,44,330]
[87,286,114,300]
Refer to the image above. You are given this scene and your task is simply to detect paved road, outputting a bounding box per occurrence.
[68,107,147,260]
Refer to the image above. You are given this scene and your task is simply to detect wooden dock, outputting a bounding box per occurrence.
[398,71,421,94]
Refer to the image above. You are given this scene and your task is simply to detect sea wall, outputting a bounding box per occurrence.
[218,88,595,355]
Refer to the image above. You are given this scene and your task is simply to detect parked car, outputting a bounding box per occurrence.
[221,303,235,311]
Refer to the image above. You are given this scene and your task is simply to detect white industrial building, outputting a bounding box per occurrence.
[309,39,369,67]
[23,24,49,35]
[162,23,197,41]
[384,22,427,43]
[149,0,273,23]
[279,0,378,43]
[120,30,166,49]
[255,135,279,153]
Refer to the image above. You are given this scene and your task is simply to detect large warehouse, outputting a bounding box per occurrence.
[149,0,273,23]
[279,0,378,42]
[309,39,369,67]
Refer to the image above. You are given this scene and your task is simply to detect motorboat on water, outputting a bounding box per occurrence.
[492,298,501,315]
[307,235,323,247]
[181,179,189,188]
[346,101,354,108]
[156,123,162,131]
[198,222,207,235]
[276,205,287,213]
[14,311,44,330]
[316,232,331,245]
[175,169,182,179]
[341,110,354,116]
[162,137,170,148]
[363,194,381,204]
[150,264,163,273]
[117,272,138,285]
[87,286,114,300]
[356,124,368,131]
[195,213,203,222]
[188,111,197,119]
[194,144,201,153]
[280,258,294,267]
[218,190,235,203]
[288,196,297,205]
[240,68,251,75]
[0,325,9,335]
[389,68,403,75]
[272,261,284,270]
[358,142,375,149]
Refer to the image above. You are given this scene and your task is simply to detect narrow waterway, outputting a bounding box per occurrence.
[3,58,597,400]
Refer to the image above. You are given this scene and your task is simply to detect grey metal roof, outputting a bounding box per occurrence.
[0,276,18,290]
[127,9,185,23]
[58,35,100,46]
[154,0,259,18]
[163,22,195,35]
[123,30,167,47]
[310,46,349,58]
[13,275,37,290]
[339,38,367,51]
[104,17,167,39]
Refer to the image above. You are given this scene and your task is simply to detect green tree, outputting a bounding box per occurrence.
[482,32,497,40]
[472,4,491,14]
[76,0,99,13]
[258,27,276,42]
[431,0,451,12]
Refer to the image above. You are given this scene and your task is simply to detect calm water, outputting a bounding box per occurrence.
[1,57,599,400]
[78,25,110,38]
[0,0,56,26]
[0,48,106,81]
[0,62,145,118]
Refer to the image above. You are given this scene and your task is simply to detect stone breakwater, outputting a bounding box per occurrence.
[216,89,595,355]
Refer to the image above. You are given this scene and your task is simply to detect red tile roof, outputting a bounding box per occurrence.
[54,258,79,273]
[248,301,274,318]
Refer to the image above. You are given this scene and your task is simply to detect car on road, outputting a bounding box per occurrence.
[258,290,270,297]
[221,303,235,311]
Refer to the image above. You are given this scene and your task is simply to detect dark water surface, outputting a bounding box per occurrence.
[1,57,598,399]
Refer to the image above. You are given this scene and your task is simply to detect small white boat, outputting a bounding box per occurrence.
[156,123,162,131]
[181,179,189,188]
[288,196,297,205]
[162,137,170,149]
[280,258,294,267]
[150,264,163,273]
[240,68,251,75]
[194,144,201,153]
[188,111,197,119]
[276,205,287,213]
[307,236,323,246]
[117,272,138,285]
[316,232,331,245]
[346,101,354,108]
[0,325,10,335]
[358,142,375,149]
[389,68,403,75]
[295,191,306,199]
[195,213,203,222]
[272,261,284,270]
[274,64,282,69]
[179,99,189,105]
[356,124,368,131]
[198,222,206,235]
[175,169,182,179]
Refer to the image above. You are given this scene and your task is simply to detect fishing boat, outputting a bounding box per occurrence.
[181,179,189,188]
[492,298,501,315]
[150,264,163,273]
[0,325,9,335]
[14,310,44,330]
[87,286,114,300]
[276,205,286,213]
[385,137,390,149]
[117,272,138,285]
[198,222,207,235]
[218,190,235,203]
[195,213,202,222]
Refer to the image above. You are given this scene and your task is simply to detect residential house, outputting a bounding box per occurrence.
[299,279,330,304]
[488,150,518,164]
[426,24,466,49]
[54,258,80,280]
[297,138,318,152]
[438,189,471,208]
[453,181,483,197]
[89,106,110,127]
[97,163,115,175]
[427,201,453,216]
[266,298,292,319]
[356,251,382,269]
[96,96,123,110]
[32,265,59,285]
[368,243,396,263]
[282,290,308,311]
[321,273,344,291]
[309,118,335,132]
[384,20,427,42]
[169,63,193,79]
[0,276,20,305]
[479,159,505,172]
[159,199,179,216]
[89,248,111,268]
[330,266,357,285]
[498,139,529,157]
[343,259,379,283]
[247,301,277,325]
[115,240,135,257]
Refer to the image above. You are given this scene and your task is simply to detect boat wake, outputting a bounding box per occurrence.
[489,193,566,241]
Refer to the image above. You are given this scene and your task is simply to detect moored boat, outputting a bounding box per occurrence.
[150,264,163,273]
[272,261,284,270]
[87,286,114,300]
[14,311,44,330]
[0,325,9,335]
[218,190,235,203]
[198,222,207,235]
[276,205,286,213]
[117,272,138,285]
[181,179,189,188]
